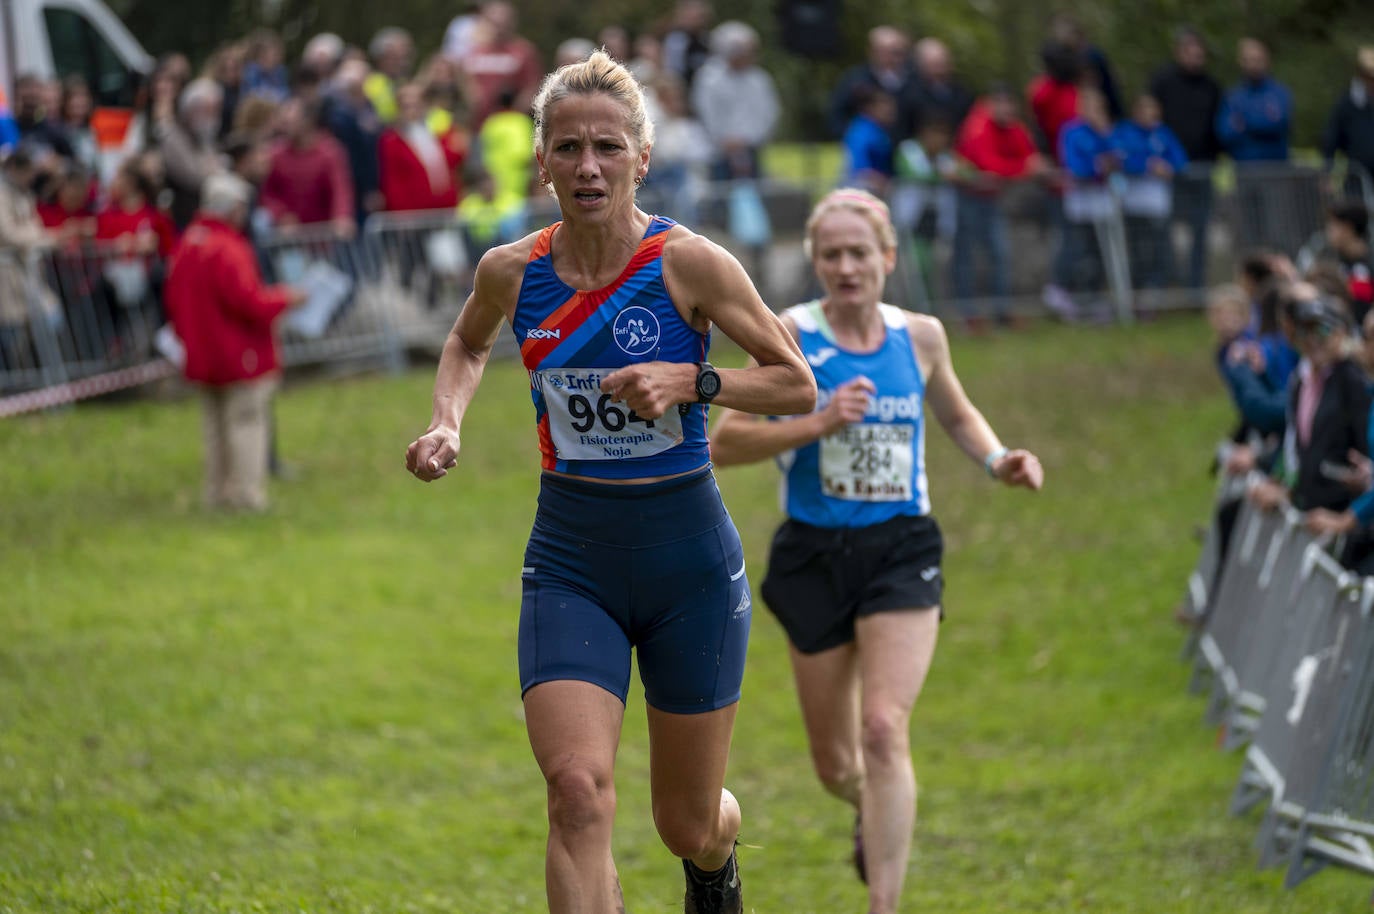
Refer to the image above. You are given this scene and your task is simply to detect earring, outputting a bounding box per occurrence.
[539,174,551,186]
[634,174,644,187]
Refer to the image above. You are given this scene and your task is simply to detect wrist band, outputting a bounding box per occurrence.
[984,447,1009,479]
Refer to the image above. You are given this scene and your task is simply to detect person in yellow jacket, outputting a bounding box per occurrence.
[362,27,414,123]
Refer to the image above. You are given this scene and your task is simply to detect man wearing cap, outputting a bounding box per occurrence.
[1322,47,1374,186]
[164,173,302,512]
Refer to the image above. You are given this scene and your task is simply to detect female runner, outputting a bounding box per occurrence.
[710,188,1043,914]
[405,51,814,914]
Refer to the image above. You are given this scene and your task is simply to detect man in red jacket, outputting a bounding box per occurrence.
[165,173,302,511]
[950,87,1047,324]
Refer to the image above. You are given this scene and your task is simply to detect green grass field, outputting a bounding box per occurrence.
[0,316,1365,912]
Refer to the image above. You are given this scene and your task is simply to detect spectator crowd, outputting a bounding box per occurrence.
[2,5,1374,370]
[828,17,1374,327]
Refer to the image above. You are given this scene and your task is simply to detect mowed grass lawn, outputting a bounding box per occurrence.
[0,315,1365,913]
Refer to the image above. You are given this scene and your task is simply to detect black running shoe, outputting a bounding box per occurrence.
[852,812,867,884]
[683,846,743,914]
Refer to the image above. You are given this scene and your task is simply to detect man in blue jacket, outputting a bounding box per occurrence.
[1218,38,1295,253]
[1216,37,1292,162]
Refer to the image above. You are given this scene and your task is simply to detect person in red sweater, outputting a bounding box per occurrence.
[260,95,356,238]
[96,159,178,257]
[377,82,465,212]
[950,87,1046,323]
[165,173,302,511]
[36,165,96,246]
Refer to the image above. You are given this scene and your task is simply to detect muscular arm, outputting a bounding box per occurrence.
[406,241,523,480]
[709,315,867,466]
[604,230,814,419]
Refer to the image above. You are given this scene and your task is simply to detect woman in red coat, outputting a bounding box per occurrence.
[377,82,466,212]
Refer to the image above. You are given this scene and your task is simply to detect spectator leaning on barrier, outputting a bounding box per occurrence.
[829,26,914,141]
[1234,253,1301,390]
[1150,26,1221,293]
[1210,282,1287,438]
[1111,93,1187,295]
[153,77,226,230]
[1216,37,1292,164]
[1304,307,1374,572]
[378,82,464,213]
[1322,47,1374,189]
[1323,202,1374,325]
[260,96,355,238]
[950,86,1046,323]
[97,158,177,258]
[36,164,96,244]
[165,173,302,513]
[692,20,780,181]
[1249,288,1370,520]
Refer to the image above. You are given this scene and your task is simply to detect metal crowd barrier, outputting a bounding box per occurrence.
[4,160,1373,416]
[255,224,404,373]
[1180,467,1374,898]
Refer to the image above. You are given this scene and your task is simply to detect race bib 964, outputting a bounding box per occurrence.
[819,423,914,501]
[534,367,684,460]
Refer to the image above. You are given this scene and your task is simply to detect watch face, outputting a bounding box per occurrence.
[698,369,721,400]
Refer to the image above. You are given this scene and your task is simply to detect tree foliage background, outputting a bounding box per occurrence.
[107,0,1371,145]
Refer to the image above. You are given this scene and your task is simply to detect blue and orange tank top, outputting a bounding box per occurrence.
[778,300,929,527]
[512,215,711,479]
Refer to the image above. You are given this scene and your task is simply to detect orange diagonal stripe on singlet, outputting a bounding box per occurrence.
[519,228,670,365]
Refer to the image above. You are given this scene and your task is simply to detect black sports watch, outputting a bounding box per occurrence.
[695,361,721,404]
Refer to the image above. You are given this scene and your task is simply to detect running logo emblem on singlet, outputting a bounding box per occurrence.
[613,306,661,356]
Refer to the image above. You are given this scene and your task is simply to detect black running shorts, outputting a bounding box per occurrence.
[760,514,943,655]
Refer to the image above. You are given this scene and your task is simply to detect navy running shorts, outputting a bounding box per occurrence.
[519,467,751,714]
[761,514,944,655]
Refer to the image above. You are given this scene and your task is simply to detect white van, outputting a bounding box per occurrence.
[0,0,152,107]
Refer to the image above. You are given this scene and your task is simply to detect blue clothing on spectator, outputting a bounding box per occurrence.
[0,110,17,153]
[1058,119,1118,180]
[323,95,382,227]
[1259,332,1299,392]
[1220,354,1287,436]
[242,62,290,103]
[1110,121,1187,176]
[1216,77,1292,162]
[842,114,895,184]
